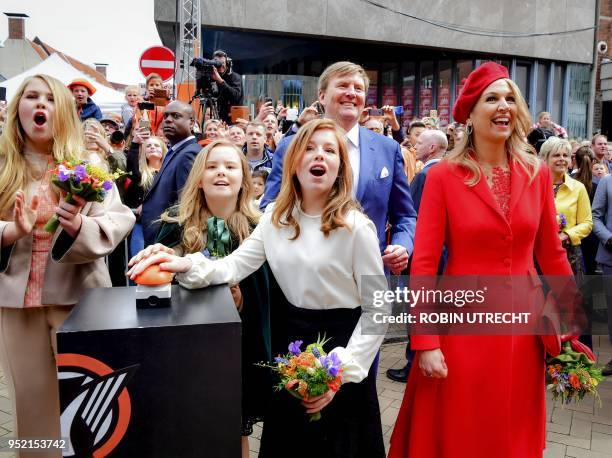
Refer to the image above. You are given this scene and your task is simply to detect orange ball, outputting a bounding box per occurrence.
[134,264,174,286]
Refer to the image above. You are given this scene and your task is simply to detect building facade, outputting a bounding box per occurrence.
[154,0,599,138]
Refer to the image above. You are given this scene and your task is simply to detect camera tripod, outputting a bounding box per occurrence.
[192,91,220,132]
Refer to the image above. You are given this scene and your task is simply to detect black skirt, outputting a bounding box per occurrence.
[259,297,385,458]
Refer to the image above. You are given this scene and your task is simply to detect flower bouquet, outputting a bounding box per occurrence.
[557,213,568,232]
[44,161,126,233]
[547,340,603,405]
[259,336,343,421]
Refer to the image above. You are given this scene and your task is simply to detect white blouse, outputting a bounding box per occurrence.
[176,206,390,383]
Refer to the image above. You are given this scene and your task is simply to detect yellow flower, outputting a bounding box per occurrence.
[590,378,599,386]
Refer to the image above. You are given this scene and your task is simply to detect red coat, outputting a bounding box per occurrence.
[389,159,572,458]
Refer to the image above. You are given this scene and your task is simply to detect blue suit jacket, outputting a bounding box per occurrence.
[261,126,416,253]
[592,174,612,266]
[141,137,201,246]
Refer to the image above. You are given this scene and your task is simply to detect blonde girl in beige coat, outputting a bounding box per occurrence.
[0,74,134,457]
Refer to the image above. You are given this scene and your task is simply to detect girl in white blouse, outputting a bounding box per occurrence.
[128,119,389,457]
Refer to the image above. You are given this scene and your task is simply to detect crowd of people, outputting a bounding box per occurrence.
[0,56,611,458]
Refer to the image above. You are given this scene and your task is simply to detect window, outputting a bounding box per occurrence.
[536,62,548,115]
[567,64,589,139]
[552,64,565,124]
[515,63,531,102]
[401,62,416,126]
[365,69,379,106]
[381,63,398,106]
[438,60,452,127]
[419,61,434,118]
[455,60,473,100]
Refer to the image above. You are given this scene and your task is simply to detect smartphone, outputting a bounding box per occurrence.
[394,106,404,116]
[138,102,155,111]
[138,119,151,131]
[264,97,274,105]
[368,108,384,117]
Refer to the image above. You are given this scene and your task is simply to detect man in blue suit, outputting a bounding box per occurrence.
[141,101,201,246]
[261,62,416,273]
[592,173,612,376]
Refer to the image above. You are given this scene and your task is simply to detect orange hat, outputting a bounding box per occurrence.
[67,78,96,96]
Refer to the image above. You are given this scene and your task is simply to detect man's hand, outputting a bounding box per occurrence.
[382,244,409,274]
[382,105,400,131]
[256,102,275,122]
[298,102,320,126]
[211,66,224,84]
[132,127,151,145]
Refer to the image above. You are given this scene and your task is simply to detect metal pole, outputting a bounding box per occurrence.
[587,0,600,137]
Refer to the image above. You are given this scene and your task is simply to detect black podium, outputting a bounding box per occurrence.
[56,285,241,458]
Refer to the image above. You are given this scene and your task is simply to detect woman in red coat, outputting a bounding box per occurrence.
[389,63,573,458]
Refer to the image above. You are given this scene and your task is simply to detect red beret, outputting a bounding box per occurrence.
[452,62,509,124]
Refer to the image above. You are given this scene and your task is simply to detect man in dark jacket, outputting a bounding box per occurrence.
[211,50,243,124]
[67,79,102,121]
[141,101,200,246]
[243,121,273,173]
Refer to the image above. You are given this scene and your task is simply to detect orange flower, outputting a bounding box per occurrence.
[327,377,342,392]
[569,374,581,389]
[296,353,316,368]
[297,380,308,398]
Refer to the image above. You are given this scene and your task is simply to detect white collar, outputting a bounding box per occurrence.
[346,124,360,148]
[424,157,442,168]
[169,135,195,151]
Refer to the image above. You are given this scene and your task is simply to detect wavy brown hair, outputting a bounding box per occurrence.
[271,119,360,240]
[446,78,539,186]
[573,145,594,196]
[161,139,259,254]
[0,74,83,216]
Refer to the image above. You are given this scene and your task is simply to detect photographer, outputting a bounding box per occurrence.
[210,50,243,124]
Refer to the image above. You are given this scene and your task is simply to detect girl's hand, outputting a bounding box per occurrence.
[301,389,336,414]
[230,284,243,311]
[126,251,192,280]
[418,348,448,379]
[56,194,86,238]
[12,190,39,237]
[127,243,174,267]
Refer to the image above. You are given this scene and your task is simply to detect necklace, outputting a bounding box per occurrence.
[553,182,563,198]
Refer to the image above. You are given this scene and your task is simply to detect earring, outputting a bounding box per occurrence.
[466,122,473,136]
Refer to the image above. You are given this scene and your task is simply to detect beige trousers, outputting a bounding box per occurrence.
[0,305,72,458]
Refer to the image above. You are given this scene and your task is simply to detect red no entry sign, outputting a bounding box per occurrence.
[139,46,175,82]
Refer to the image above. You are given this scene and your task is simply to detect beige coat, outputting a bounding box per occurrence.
[0,185,135,307]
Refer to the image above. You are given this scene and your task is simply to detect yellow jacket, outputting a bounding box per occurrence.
[554,174,593,246]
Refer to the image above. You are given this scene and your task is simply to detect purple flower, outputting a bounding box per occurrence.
[57,165,71,182]
[102,181,112,191]
[320,352,342,377]
[274,357,289,365]
[311,347,321,358]
[288,340,303,356]
[75,165,87,180]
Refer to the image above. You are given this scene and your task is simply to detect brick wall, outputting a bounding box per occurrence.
[595,0,612,133]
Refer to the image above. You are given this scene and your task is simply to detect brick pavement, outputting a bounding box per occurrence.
[0,339,609,457]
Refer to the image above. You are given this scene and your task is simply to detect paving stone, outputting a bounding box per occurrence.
[378,388,404,401]
[593,423,612,435]
[552,407,574,426]
[547,421,571,434]
[591,432,612,454]
[378,394,394,411]
[570,419,593,439]
[543,441,566,458]
[546,431,590,450]
[565,445,612,457]
[380,406,400,427]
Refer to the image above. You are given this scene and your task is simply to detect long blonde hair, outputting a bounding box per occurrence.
[139,136,167,190]
[0,74,83,215]
[161,139,260,254]
[446,78,539,186]
[271,119,359,240]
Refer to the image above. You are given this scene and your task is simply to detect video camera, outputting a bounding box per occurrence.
[190,57,223,97]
